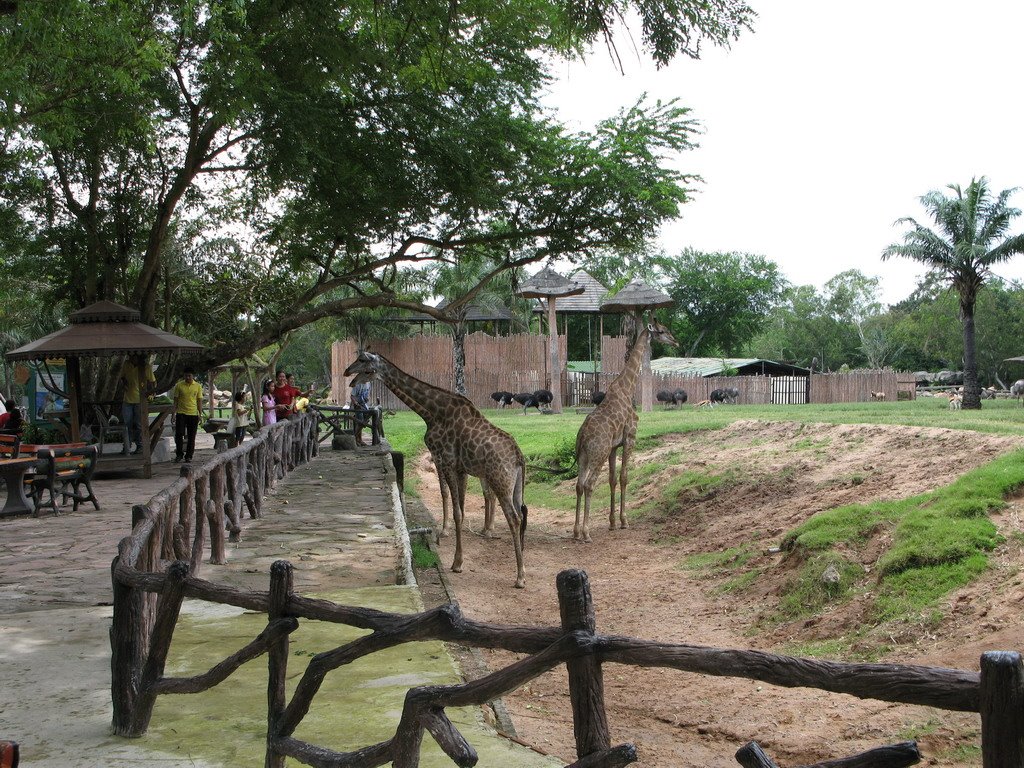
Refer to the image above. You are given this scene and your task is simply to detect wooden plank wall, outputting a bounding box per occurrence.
[331,333,566,411]
[333,338,900,410]
[809,370,898,403]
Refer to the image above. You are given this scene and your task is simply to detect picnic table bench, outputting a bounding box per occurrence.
[310,404,383,447]
[26,445,101,517]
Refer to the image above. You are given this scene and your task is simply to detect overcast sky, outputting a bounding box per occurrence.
[542,0,1024,305]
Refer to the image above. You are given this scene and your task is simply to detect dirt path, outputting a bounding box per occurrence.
[416,420,1024,767]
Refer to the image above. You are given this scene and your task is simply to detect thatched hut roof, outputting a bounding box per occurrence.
[516,267,585,299]
[600,279,673,313]
[534,270,608,314]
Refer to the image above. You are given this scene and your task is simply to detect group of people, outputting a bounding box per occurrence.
[260,370,313,427]
[120,358,315,465]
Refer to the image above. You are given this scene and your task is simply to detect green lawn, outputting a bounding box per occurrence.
[383,396,1024,632]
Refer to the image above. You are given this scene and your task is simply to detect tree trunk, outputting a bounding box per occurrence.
[453,324,467,395]
[962,304,981,409]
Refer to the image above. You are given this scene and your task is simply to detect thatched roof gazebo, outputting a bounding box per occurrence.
[600,279,674,412]
[516,267,584,414]
[6,300,205,476]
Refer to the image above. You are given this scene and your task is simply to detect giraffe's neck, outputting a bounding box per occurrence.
[607,326,650,399]
[377,357,458,424]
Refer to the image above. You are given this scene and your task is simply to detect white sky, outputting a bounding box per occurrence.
[542,0,1024,305]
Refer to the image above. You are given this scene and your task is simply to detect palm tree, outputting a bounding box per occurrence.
[883,177,1024,409]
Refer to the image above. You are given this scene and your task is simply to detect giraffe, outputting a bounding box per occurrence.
[573,318,676,542]
[344,351,528,588]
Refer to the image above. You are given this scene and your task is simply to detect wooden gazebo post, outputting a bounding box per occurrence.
[599,280,674,413]
[517,268,584,414]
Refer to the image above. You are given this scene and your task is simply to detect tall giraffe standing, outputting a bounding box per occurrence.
[344,351,528,588]
[574,319,676,542]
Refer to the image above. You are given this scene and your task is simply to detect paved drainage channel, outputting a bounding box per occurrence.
[142,450,560,767]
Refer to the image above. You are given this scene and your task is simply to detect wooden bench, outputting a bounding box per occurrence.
[0,434,19,459]
[27,446,100,517]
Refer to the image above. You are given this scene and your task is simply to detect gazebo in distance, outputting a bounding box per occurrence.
[600,279,674,412]
[6,300,205,477]
[516,267,584,413]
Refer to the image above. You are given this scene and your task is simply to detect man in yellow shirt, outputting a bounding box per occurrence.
[172,367,204,463]
[121,354,156,455]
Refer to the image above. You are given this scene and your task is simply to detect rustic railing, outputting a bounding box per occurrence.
[111,498,1024,768]
[110,412,318,735]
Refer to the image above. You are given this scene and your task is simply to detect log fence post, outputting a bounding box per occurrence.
[557,569,611,759]
[131,561,188,734]
[266,560,294,768]
[179,465,195,545]
[981,651,1024,768]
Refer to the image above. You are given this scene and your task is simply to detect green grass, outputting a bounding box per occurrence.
[410,537,440,569]
[778,552,863,619]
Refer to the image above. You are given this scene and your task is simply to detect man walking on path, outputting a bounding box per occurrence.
[172,367,204,463]
[120,354,155,454]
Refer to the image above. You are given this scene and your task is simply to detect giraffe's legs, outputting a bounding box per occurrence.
[617,435,634,529]
[498,494,526,588]
[437,475,451,540]
[608,447,619,531]
[439,465,464,574]
[481,479,496,537]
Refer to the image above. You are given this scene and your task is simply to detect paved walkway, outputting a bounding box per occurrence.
[0,440,559,767]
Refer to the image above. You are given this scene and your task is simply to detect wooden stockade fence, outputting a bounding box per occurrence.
[332,338,904,411]
[110,465,1024,768]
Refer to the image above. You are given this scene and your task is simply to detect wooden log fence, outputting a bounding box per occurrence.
[111,502,1023,768]
[110,412,318,736]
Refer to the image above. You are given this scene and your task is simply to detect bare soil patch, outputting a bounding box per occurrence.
[415,420,1024,767]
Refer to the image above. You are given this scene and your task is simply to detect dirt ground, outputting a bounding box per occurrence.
[414,420,1024,767]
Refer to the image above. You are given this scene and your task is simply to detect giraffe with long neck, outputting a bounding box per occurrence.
[573,319,676,542]
[344,351,528,588]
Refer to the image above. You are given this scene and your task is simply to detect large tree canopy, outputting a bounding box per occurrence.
[0,0,754,376]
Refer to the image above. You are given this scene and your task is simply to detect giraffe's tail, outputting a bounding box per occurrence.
[516,461,528,550]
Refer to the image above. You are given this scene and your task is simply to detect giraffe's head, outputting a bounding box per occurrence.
[648,319,677,348]
[344,350,383,378]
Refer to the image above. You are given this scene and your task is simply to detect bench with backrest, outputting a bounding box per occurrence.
[27,445,100,517]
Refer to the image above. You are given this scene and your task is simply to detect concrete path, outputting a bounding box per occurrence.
[0,440,560,767]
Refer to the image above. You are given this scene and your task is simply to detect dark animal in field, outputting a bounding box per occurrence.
[656,389,689,408]
[513,392,540,413]
[981,386,997,400]
[491,391,515,408]
[533,389,554,410]
[1012,379,1024,405]
[709,387,739,404]
[592,391,606,406]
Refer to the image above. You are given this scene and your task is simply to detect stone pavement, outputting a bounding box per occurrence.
[0,439,560,767]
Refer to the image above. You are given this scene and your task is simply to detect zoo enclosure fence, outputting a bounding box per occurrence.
[109,423,1024,766]
[332,337,904,410]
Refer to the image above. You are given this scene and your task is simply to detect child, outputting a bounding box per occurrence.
[229,391,250,445]
[261,379,277,426]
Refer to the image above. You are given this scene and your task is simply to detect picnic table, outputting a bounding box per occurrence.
[0,457,36,516]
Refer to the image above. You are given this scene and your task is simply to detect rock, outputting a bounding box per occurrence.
[821,563,841,585]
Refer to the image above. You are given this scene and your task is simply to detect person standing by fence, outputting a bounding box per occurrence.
[121,354,155,454]
[350,378,371,446]
[172,368,204,463]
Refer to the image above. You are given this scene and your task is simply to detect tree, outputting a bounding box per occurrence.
[883,177,1024,408]
[1,0,753,377]
[428,252,531,395]
[822,270,902,369]
[654,249,786,356]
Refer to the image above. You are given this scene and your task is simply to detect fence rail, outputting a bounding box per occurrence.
[110,453,1024,768]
